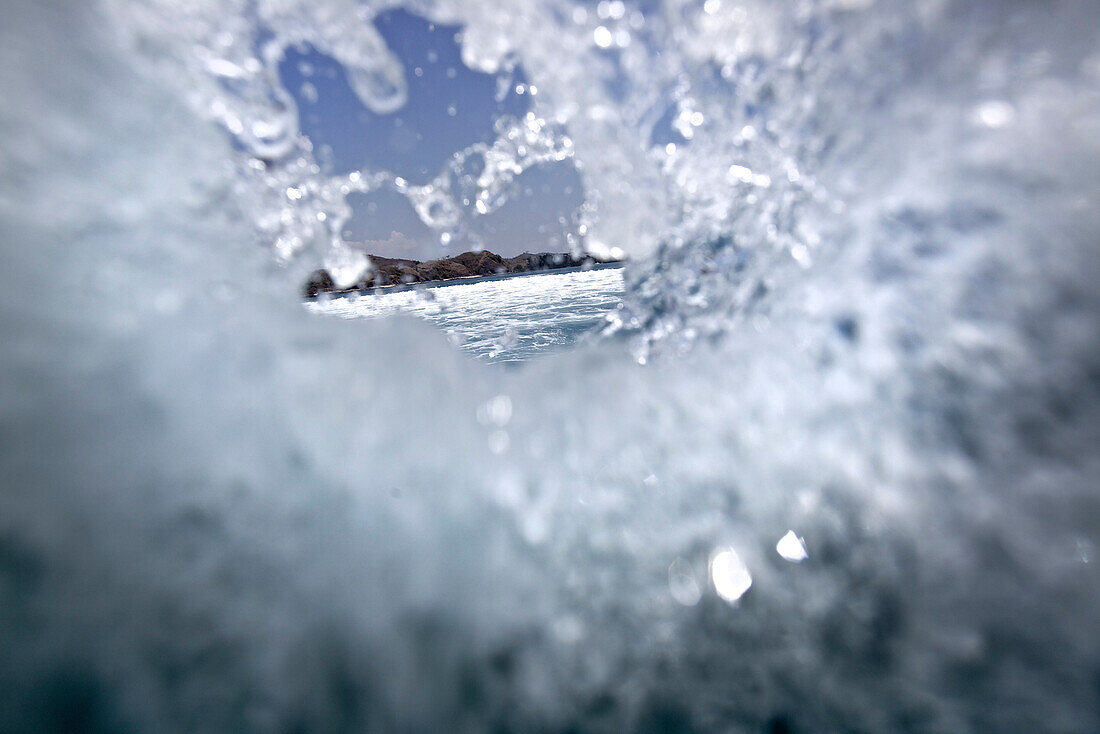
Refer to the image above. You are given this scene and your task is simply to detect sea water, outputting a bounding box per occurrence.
[307,266,625,363]
[3,1,1099,732]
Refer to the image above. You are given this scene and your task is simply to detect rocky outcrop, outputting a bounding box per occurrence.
[303,249,622,299]
[452,250,507,276]
[415,260,472,282]
[302,269,335,298]
[507,252,608,271]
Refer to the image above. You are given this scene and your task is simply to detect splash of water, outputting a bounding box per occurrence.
[2,0,1099,732]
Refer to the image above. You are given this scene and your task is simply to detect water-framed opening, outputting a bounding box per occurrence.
[284,8,626,363]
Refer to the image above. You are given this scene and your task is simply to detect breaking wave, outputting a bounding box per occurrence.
[1,0,1099,731]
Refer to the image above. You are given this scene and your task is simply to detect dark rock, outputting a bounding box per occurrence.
[302,269,334,299]
[451,250,506,276]
[502,255,533,273]
[365,256,421,287]
[416,260,472,281]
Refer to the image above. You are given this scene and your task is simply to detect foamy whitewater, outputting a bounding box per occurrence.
[308,267,625,363]
[1,1,1099,732]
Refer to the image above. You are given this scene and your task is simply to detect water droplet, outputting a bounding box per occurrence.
[324,247,369,289]
[478,395,513,427]
[790,243,811,268]
[710,547,752,603]
[206,58,248,79]
[728,164,754,183]
[776,530,809,562]
[973,100,1015,128]
[668,558,702,606]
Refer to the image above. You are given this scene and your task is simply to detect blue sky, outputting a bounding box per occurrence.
[278,9,585,259]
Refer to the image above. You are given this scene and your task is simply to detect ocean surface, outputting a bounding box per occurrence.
[306,265,625,363]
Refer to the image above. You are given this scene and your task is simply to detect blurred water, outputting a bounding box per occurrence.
[307,266,625,363]
[2,1,1099,733]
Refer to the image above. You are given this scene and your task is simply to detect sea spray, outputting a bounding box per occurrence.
[1,1,1099,731]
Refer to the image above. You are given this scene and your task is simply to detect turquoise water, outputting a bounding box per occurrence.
[306,266,625,363]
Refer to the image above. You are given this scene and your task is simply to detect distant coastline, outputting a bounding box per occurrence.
[303,250,624,299]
